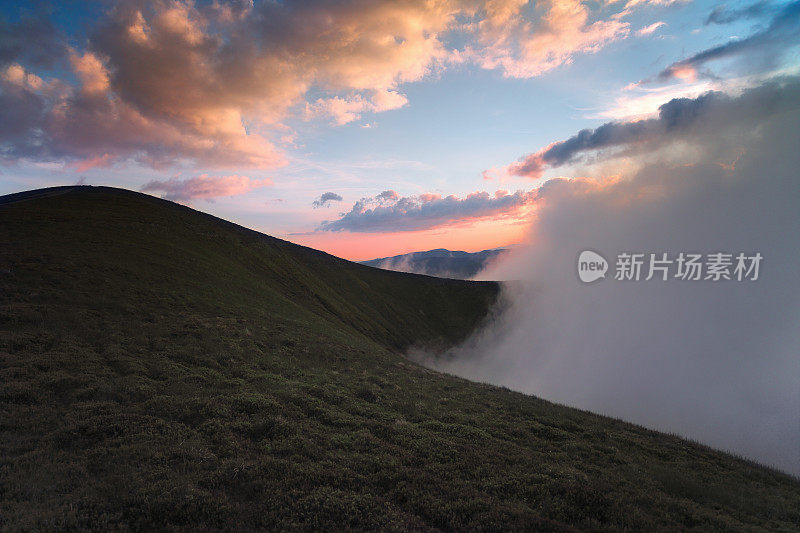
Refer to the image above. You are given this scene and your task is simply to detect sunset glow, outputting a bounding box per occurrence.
[294,213,532,261]
[1,0,798,260]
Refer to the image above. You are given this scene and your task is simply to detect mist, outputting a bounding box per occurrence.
[417,78,800,475]
[364,248,507,280]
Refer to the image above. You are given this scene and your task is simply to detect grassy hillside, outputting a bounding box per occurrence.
[1,186,798,530]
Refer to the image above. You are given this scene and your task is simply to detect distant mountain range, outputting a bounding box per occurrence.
[360,248,507,279]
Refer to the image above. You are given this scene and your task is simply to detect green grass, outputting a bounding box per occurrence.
[1,185,798,531]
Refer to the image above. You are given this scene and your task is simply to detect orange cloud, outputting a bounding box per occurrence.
[2,63,43,90]
[305,89,408,125]
[470,0,630,78]
[2,0,661,170]
[69,51,110,95]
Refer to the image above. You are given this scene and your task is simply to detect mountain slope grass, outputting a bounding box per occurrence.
[1,186,798,530]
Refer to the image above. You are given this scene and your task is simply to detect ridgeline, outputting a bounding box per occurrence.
[1,186,797,530]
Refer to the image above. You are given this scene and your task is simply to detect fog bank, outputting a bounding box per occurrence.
[418,78,800,475]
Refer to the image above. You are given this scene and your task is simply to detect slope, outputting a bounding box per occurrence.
[0,186,798,530]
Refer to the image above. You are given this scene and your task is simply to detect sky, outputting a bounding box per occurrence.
[0,0,798,260]
[2,0,799,474]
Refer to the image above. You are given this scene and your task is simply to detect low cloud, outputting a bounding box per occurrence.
[319,189,536,233]
[141,174,270,202]
[365,248,507,280]
[312,192,344,208]
[421,75,800,475]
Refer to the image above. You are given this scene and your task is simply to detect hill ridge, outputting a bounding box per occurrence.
[1,186,798,530]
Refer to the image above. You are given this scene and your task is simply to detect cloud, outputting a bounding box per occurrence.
[0,64,47,145]
[141,174,271,201]
[0,0,667,170]
[0,9,66,68]
[656,0,800,82]
[420,74,800,475]
[305,89,408,125]
[318,189,536,233]
[612,0,689,18]
[0,57,285,169]
[505,76,800,178]
[637,21,666,36]
[591,79,717,120]
[468,0,630,78]
[312,192,344,208]
[376,189,400,202]
[705,1,773,25]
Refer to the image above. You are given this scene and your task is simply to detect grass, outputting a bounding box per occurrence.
[0,185,798,530]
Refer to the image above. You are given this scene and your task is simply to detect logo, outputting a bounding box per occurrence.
[578,250,608,283]
[576,250,762,283]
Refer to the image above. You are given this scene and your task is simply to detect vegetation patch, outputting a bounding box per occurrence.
[0,187,798,530]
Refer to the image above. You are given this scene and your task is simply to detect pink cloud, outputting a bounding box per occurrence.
[507,152,548,179]
[637,21,666,36]
[663,64,698,82]
[305,89,408,125]
[71,153,114,173]
[141,174,272,201]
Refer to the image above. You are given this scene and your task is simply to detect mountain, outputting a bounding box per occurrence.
[360,248,506,279]
[1,186,798,530]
